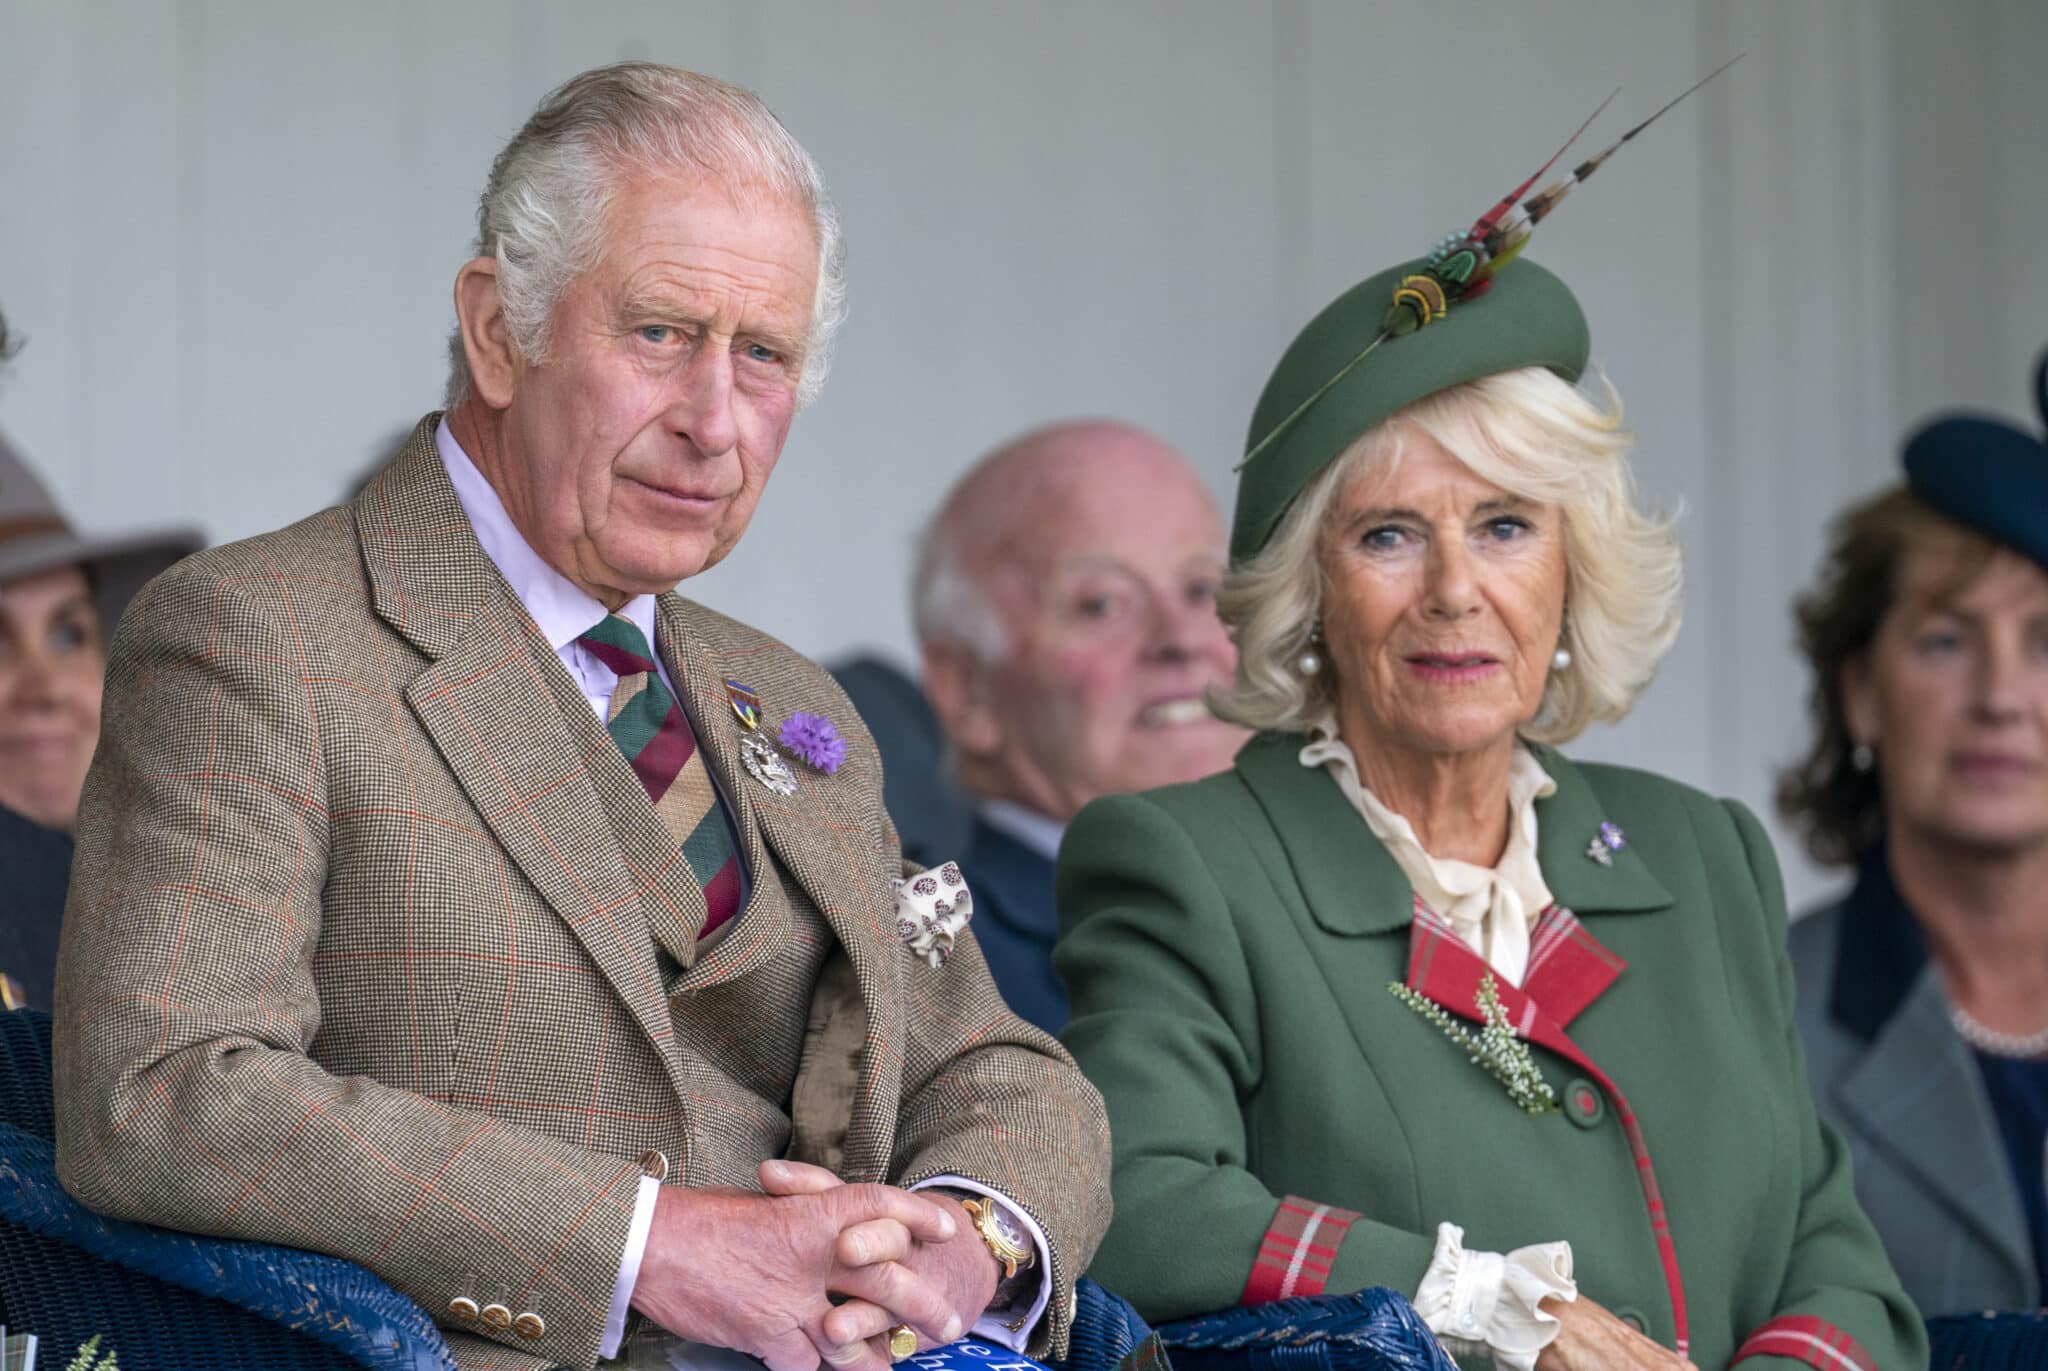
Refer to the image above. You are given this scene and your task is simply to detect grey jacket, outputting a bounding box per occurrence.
[1789,854,2040,1317]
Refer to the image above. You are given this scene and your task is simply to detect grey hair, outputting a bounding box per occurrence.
[445,62,846,410]
[911,505,1011,663]
[1212,366,1684,743]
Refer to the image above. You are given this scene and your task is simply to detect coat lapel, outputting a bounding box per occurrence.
[358,420,688,1105]
[1529,745,1675,918]
[1523,747,1672,1025]
[1237,735,1660,1030]
[1824,858,2037,1288]
[1234,733,1412,937]
[655,597,904,1181]
[1835,969,2033,1283]
[1405,906,1579,1063]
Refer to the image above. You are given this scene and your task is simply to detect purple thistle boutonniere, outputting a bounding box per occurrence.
[778,711,847,774]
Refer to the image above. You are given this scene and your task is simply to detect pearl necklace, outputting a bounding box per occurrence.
[1949,1003,2048,1060]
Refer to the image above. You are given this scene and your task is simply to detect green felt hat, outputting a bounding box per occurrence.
[1230,257,1590,562]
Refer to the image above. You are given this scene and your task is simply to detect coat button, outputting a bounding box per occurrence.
[1617,1308,1648,1334]
[513,1311,547,1340]
[480,1301,513,1331]
[448,1271,481,1324]
[1563,1078,1605,1128]
[640,1149,670,1182]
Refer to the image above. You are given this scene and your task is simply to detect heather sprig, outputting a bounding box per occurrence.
[1390,973,1558,1116]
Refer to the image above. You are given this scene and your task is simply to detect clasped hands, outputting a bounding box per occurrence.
[632,1159,1001,1371]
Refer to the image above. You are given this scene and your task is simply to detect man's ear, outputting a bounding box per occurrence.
[1839,651,1880,752]
[922,642,1003,757]
[453,257,520,408]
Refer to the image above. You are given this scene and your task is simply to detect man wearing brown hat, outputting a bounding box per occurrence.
[0,307,200,1010]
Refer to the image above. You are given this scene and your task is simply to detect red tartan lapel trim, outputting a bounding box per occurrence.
[1241,1195,1361,1304]
[1732,1316,1875,1371]
[1522,904,1627,1028]
[1406,902,1546,1042]
[1405,901,1626,1038]
[1402,904,1690,1357]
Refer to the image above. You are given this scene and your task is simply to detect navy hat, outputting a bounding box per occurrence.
[1901,350,2048,572]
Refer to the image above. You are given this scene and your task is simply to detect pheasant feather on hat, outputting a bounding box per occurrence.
[1238,57,1742,481]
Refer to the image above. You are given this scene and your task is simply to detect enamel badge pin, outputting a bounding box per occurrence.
[726,679,797,797]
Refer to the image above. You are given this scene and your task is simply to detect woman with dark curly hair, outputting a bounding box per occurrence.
[1783,356,2048,1319]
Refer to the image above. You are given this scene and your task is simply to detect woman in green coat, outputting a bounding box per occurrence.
[1053,247,1924,1371]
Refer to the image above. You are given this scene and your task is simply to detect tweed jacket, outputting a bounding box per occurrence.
[1790,855,2040,1317]
[1055,734,1924,1371]
[53,419,1111,1371]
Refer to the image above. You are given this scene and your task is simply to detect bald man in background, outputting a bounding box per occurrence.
[898,421,1248,1032]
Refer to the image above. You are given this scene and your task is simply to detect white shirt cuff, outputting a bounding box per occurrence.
[602,1174,663,1359]
[1412,1221,1574,1371]
[911,1175,1053,1350]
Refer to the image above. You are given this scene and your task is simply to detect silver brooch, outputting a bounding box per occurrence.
[739,732,797,797]
[1585,821,1627,866]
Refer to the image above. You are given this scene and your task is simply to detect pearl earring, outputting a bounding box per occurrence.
[1851,742,1874,772]
[1295,648,1323,677]
[1551,646,1572,671]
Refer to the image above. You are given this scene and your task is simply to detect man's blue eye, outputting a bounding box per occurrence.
[745,343,781,364]
[640,326,673,343]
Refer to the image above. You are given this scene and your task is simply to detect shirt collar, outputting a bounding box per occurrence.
[976,798,1066,863]
[435,417,660,651]
[1297,713,1559,980]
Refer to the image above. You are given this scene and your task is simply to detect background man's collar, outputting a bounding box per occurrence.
[976,798,1065,862]
[435,418,658,648]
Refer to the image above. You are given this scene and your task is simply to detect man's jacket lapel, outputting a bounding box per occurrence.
[356,422,689,1104]
[657,595,904,1181]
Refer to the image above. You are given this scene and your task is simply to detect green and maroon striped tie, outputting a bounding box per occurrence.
[578,614,745,954]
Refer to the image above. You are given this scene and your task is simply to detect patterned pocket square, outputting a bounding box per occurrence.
[893,862,974,969]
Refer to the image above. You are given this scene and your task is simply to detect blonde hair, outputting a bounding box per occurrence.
[1212,366,1683,743]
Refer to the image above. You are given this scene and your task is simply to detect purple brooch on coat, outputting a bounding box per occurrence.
[1585,821,1627,867]
[777,711,847,775]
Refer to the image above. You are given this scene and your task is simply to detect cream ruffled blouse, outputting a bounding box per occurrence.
[1300,719,1577,1370]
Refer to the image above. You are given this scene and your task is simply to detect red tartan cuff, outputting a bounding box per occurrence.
[1732,1315,1875,1371]
[1241,1195,1361,1304]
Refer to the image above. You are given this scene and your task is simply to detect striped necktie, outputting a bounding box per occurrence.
[577,614,745,955]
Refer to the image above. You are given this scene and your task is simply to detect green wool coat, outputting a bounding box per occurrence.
[1055,734,1925,1371]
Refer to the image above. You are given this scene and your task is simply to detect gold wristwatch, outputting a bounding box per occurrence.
[957,1195,1036,1281]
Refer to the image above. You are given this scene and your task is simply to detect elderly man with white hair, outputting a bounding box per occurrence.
[55,64,1109,1371]
[895,421,1248,1033]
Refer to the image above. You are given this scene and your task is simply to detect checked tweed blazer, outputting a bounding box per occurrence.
[52,418,1111,1371]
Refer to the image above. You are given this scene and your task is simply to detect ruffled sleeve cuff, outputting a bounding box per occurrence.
[1412,1221,1576,1371]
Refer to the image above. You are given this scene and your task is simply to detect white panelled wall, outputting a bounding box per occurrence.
[2,1,2043,909]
